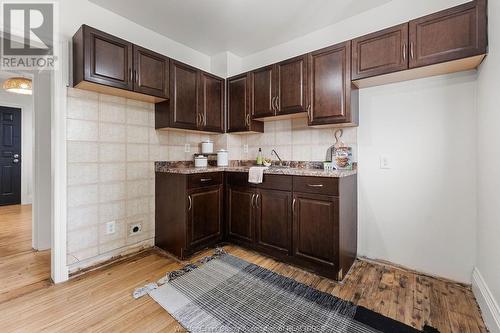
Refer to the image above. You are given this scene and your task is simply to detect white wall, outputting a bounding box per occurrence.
[226,0,478,282]
[0,84,33,204]
[475,0,500,330]
[357,71,477,283]
[232,0,469,75]
[60,0,211,72]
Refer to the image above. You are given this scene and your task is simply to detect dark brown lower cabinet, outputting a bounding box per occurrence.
[293,192,339,277]
[255,189,292,257]
[156,171,356,280]
[227,186,255,245]
[187,186,222,249]
[156,172,222,259]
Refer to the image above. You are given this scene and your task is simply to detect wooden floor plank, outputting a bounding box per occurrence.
[0,205,488,332]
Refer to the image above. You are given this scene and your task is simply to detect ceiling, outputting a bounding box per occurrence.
[89,0,392,57]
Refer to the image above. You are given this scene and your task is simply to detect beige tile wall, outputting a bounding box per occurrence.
[220,119,357,162]
[66,87,357,269]
[66,88,215,269]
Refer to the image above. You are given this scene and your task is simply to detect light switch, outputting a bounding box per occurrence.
[380,155,391,169]
[106,221,116,235]
[243,144,249,153]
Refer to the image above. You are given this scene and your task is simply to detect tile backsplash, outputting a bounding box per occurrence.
[66,88,357,270]
[216,119,357,163]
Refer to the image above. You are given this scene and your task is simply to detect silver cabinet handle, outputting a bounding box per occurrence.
[402,43,406,62]
[292,198,296,214]
[200,178,212,182]
[129,68,133,82]
[306,104,311,122]
[134,70,138,83]
[271,96,276,111]
[188,195,192,211]
[275,96,280,111]
[410,42,415,59]
[246,114,251,127]
[251,194,256,208]
[255,194,260,209]
[307,184,324,188]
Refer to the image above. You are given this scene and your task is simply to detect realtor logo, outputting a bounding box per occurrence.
[1,1,58,70]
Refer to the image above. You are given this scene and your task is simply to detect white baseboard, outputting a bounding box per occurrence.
[472,267,500,333]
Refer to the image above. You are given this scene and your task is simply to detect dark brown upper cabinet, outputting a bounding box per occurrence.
[169,60,199,130]
[308,41,359,127]
[251,55,307,120]
[251,65,275,118]
[409,0,487,69]
[133,45,169,99]
[73,25,168,103]
[226,73,264,133]
[198,72,225,133]
[276,55,308,116]
[155,61,225,133]
[352,24,409,80]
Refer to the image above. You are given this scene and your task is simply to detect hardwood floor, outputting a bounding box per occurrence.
[0,245,487,332]
[0,204,51,306]
[0,204,33,257]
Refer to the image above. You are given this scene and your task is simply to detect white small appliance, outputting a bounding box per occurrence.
[194,155,208,168]
[217,149,229,167]
[201,140,214,154]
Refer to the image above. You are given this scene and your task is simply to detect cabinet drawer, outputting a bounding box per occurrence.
[188,172,223,189]
[293,176,338,196]
[256,174,292,191]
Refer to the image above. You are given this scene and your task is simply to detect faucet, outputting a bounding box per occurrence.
[271,149,284,166]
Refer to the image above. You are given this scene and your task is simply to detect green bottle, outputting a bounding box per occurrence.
[256,148,263,165]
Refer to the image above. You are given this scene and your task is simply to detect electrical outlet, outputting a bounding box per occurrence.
[380,155,391,169]
[184,144,191,153]
[106,221,116,235]
[243,144,249,153]
[129,223,142,236]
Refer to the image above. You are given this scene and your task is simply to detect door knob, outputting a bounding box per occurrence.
[13,159,19,163]
[13,154,19,158]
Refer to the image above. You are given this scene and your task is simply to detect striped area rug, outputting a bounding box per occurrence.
[138,250,439,332]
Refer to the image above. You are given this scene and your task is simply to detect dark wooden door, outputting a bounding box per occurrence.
[84,26,133,90]
[227,186,255,244]
[227,74,250,132]
[352,24,409,80]
[276,55,307,116]
[308,41,354,125]
[199,72,224,133]
[409,0,487,68]
[255,189,292,256]
[251,65,275,118]
[293,192,338,269]
[187,186,222,249]
[133,45,169,98]
[170,60,199,130]
[0,107,21,206]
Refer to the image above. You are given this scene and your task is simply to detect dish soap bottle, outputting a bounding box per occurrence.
[256,148,263,165]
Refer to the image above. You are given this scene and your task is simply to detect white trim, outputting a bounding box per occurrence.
[51,39,69,283]
[472,267,500,333]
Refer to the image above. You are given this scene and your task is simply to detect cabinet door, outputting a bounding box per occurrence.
[293,192,338,270]
[227,187,255,244]
[276,55,307,116]
[251,66,275,118]
[84,26,133,90]
[170,60,199,130]
[187,186,222,249]
[133,45,169,98]
[409,0,487,68]
[352,24,409,80]
[308,41,355,125]
[255,189,292,256]
[199,72,224,133]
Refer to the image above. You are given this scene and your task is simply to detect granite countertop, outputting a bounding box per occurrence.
[155,161,357,178]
